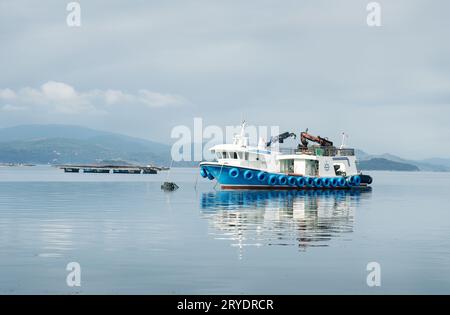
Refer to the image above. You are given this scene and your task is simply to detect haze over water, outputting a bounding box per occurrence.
[0,166,449,294]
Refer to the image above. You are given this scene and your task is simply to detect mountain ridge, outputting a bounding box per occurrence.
[355,149,449,172]
[0,124,448,171]
[0,125,174,166]
[357,158,420,172]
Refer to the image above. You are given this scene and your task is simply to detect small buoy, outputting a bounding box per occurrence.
[200,168,208,178]
[288,176,297,186]
[346,176,353,186]
[257,171,267,182]
[278,175,287,185]
[268,174,277,185]
[161,182,179,191]
[337,177,346,187]
[243,170,254,180]
[360,174,373,184]
[229,168,239,178]
[352,175,361,186]
[314,177,323,187]
[296,177,306,187]
[330,177,339,187]
[305,177,314,187]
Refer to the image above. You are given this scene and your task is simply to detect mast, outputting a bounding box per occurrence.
[340,132,348,149]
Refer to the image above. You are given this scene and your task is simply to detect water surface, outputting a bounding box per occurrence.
[0,166,449,294]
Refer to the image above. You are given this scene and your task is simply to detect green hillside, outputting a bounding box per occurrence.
[0,125,174,166]
[358,158,419,171]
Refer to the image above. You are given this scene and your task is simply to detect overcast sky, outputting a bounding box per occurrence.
[1,0,449,158]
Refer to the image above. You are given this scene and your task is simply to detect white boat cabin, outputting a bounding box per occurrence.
[209,128,359,178]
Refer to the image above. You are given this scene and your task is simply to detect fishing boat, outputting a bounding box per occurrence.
[199,122,373,189]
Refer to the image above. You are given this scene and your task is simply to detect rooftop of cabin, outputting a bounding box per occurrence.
[210,144,355,157]
[281,145,355,157]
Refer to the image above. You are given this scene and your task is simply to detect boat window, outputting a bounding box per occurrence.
[216,152,223,159]
[333,163,346,176]
[245,152,249,160]
[233,152,238,159]
[237,152,243,159]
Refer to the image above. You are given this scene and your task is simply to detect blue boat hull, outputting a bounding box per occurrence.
[200,163,370,189]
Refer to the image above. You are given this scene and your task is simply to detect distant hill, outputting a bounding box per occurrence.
[356,150,449,172]
[358,158,420,171]
[420,158,450,169]
[0,125,448,170]
[0,125,176,166]
[0,124,112,142]
[354,149,370,160]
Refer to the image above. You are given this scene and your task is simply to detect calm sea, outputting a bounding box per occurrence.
[0,166,449,294]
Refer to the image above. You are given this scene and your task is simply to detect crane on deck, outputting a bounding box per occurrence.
[266,132,297,147]
[266,129,334,149]
[300,128,333,147]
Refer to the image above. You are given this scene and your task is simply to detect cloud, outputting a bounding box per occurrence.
[104,89,131,105]
[102,88,185,107]
[0,1,449,157]
[0,81,186,114]
[0,88,16,100]
[137,90,185,108]
[41,81,77,101]
[1,104,25,111]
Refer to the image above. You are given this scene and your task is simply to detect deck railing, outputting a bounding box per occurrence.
[336,148,355,156]
[277,147,355,156]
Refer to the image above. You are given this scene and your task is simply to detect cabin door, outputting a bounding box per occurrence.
[280,159,294,174]
[305,160,319,176]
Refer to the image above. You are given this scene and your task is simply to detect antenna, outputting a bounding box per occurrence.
[240,112,245,126]
[340,132,348,149]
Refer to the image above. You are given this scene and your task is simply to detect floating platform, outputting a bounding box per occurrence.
[83,168,110,174]
[113,169,141,174]
[63,167,80,173]
[142,168,157,174]
[58,164,164,175]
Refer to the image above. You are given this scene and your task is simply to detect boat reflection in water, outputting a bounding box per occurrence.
[200,188,371,255]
